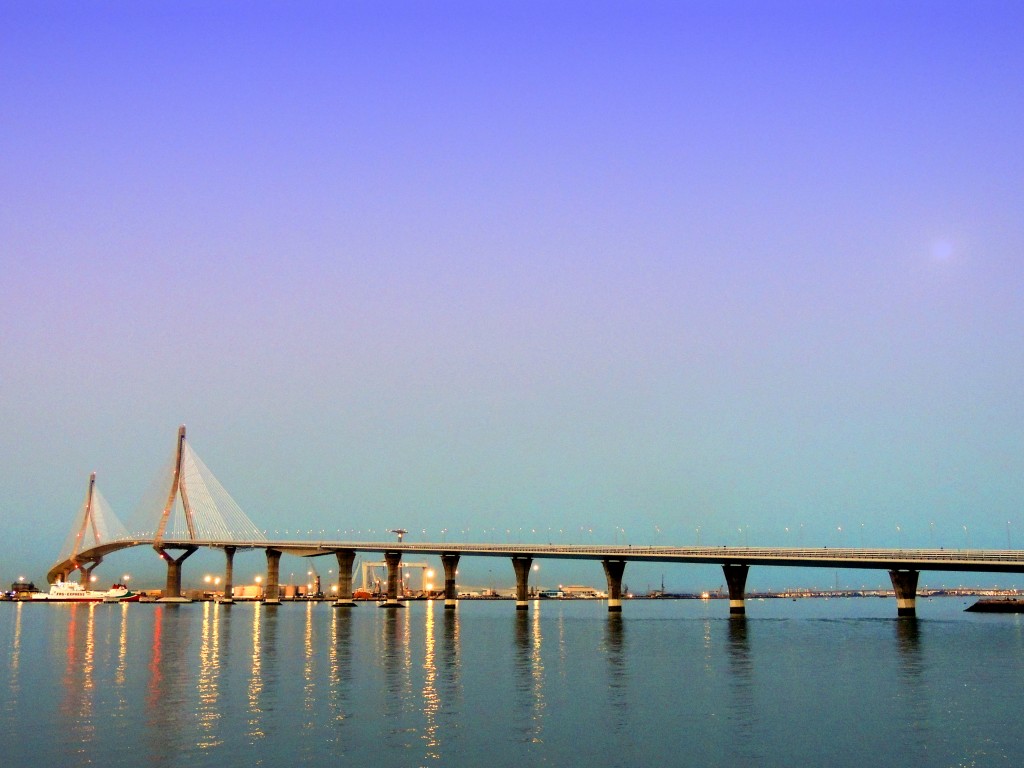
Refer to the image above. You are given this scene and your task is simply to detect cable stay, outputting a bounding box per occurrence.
[152,426,266,545]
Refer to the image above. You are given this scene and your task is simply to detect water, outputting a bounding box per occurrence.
[3,597,1024,767]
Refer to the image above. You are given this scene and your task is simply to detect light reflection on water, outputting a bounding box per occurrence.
[4,599,1024,767]
[327,607,352,729]
[5,603,21,714]
[146,605,194,768]
[196,601,222,750]
[421,600,440,756]
[59,603,97,756]
[300,599,316,761]
[247,600,265,742]
[512,607,545,744]
[115,603,129,687]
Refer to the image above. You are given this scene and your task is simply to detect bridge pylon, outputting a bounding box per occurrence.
[48,471,127,584]
[150,425,266,601]
[153,426,197,600]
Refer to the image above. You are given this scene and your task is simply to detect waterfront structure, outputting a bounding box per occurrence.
[44,427,1024,618]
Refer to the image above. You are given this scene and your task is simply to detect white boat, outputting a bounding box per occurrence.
[32,581,140,603]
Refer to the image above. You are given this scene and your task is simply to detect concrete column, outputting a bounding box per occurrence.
[333,549,356,607]
[264,548,282,605]
[163,558,180,597]
[512,556,533,610]
[722,564,749,616]
[889,569,920,617]
[78,559,102,587]
[220,546,236,604]
[602,559,627,612]
[157,546,196,602]
[383,551,404,607]
[441,554,460,609]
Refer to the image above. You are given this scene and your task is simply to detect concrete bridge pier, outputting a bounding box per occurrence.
[219,546,235,604]
[333,549,356,607]
[602,559,627,612]
[157,546,197,602]
[889,569,920,617]
[441,554,460,609]
[383,551,404,607]
[512,556,533,610]
[264,548,282,605]
[76,558,103,586]
[723,564,749,616]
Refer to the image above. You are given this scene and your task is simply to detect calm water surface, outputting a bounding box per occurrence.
[3,597,1024,767]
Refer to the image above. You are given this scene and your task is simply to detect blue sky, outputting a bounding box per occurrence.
[2,1,1023,591]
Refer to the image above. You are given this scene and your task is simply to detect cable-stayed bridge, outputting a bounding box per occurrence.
[47,427,1024,617]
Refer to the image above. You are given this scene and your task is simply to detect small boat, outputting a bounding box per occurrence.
[32,581,140,603]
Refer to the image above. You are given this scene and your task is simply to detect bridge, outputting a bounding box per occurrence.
[48,426,1024,617]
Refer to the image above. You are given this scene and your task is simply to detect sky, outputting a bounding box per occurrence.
[2,1,1023,592]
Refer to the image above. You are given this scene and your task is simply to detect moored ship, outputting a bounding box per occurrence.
[31,581,140,603]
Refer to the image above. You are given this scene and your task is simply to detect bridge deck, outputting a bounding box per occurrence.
[51,539,1024,583]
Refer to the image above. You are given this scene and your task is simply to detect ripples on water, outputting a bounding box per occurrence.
[3,598,1024,768]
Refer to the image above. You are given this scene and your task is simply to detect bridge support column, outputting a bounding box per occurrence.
[441,554,460,609]
[723,564,749,616]
[383,552,404,607]
[889,569,920,617]
[157,546,196,602]
[512,556,533,610]
[333,549,356,607]
[77,559,102,587]
[220,546,236,604]
[264,548,282,605]
[602,559,627,612]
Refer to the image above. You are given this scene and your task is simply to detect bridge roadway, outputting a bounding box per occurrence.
[49,538,1024,617]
